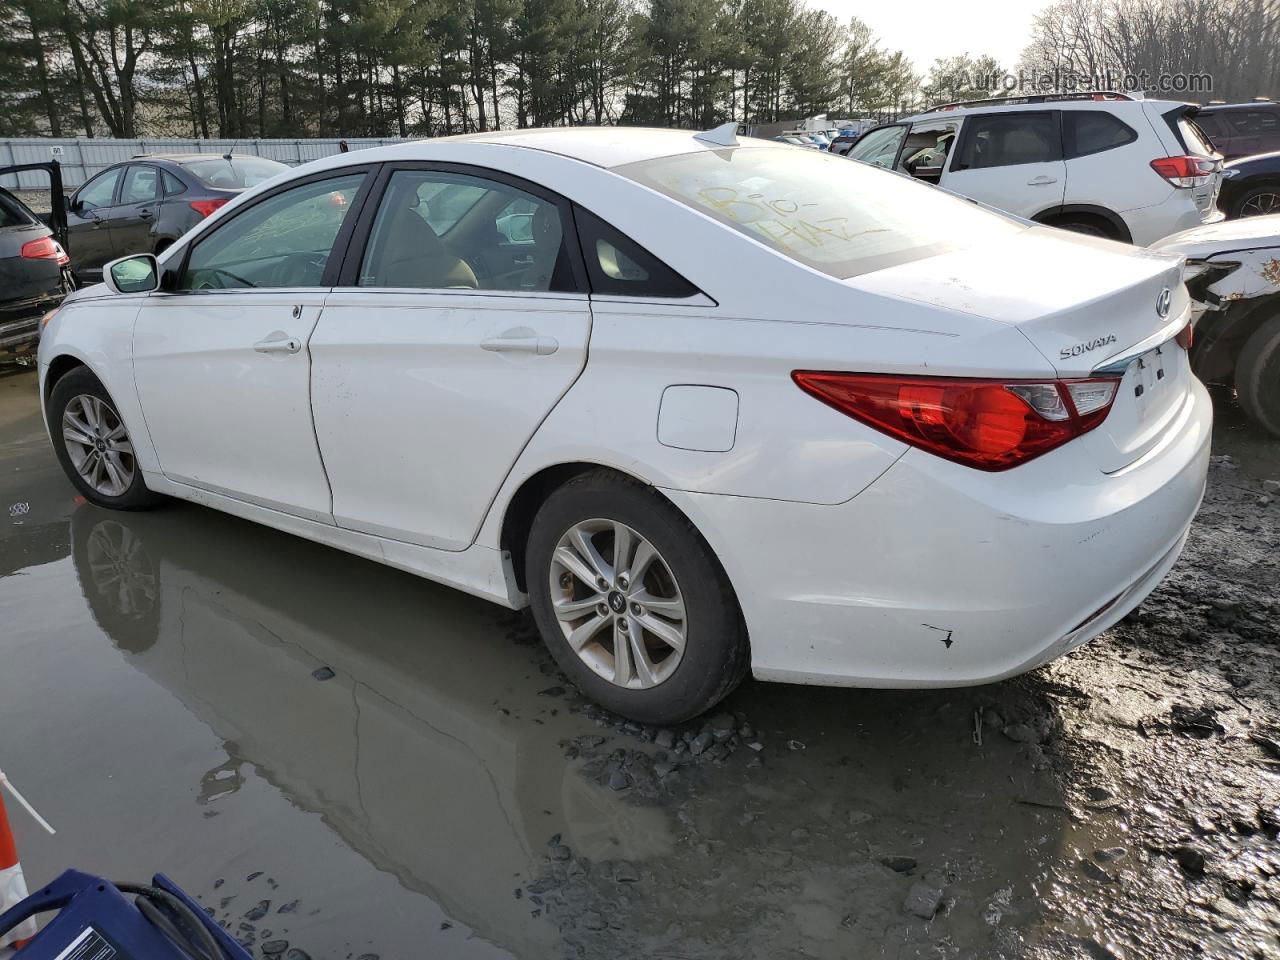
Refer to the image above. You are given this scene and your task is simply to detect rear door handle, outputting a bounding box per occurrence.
[1027,176,1058,186]
[253,332,302,354]
[138,209,153,221]
[481,335,559,356]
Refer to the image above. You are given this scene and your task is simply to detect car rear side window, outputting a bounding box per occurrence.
[1063,112,1138,158]
[954,112,1062,170]
[618,147,1022,280]
[357,169,577,293]
[162,171,187,196]
[1229,110,1280,135]
[120,165,159,204]
[573,205,698,298]
[0,189,37,227]
[181,173,365,290]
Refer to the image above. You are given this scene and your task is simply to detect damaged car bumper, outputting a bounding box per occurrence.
[668,376,1212,688]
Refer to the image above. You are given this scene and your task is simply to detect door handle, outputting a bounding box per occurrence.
[481,335,559,356]
[1027,176,1058,186]
[138,209,153,220]
[253,332,302,354]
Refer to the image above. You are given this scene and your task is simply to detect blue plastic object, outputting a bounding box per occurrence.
[0,869,251,960]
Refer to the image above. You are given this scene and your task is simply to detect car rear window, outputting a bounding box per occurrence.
[180,156,289,189]
[617,146,1023,279]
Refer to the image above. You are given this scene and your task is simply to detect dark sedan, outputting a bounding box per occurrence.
[1219,150,1280,219]
[66,154,288,283]
[0,184,72,364]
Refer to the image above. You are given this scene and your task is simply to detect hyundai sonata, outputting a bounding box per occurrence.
[37,126,1211,723]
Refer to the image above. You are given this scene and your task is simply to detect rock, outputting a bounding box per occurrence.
[903,882,944,919]
[549,844,571,861]
[244,900,271,922]
[612,861,639,883]
[276,900,298,914]
[689,731,714,756]
[747,741,764,752]
[738,724,755,739]
[582,912,606,931]
[284,951,311,960]
[1263,479,1280,493]
[538,685,565,697]
[1258,806,1280,834]
[880,856,918,873]
[1001,723,1039,744]
[311,667,335,681]
[1094,847,1128,863]
[787,739,806,751]
[1172,844,1207,875]
[1170,703,1223,738]
[654,761,675,778]
[607,769,631,791]
[1079,859,1114,883]
[261,941,289,956]
[654,730,675,749]
[708,713,736,733]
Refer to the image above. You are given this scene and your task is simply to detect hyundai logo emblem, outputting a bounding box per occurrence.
[1156,288,1171,319]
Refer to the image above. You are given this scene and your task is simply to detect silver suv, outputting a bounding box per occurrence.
[847,92,1224,245]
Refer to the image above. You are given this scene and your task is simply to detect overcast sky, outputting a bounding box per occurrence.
[812,0,1052,74]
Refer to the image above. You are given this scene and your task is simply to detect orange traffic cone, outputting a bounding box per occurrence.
[0,793,37,951]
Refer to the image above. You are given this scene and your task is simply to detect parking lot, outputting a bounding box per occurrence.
[2,362,1277,959]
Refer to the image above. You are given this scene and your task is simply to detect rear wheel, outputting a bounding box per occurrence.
[1235,310,1280,437]
[526,470,748,724]
[48,367,162,509]
[1233,185,1280,219]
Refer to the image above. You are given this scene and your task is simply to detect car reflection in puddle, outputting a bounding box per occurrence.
[62,500,1076,959]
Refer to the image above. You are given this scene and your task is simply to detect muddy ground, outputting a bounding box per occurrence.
[1,365,1277,960]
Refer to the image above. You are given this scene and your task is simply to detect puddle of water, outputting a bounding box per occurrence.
[7,366,1270,958]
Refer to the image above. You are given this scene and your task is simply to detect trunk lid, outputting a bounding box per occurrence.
[846,225,1191,472]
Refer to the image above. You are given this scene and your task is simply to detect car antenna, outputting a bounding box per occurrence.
[222,140,239,161]
[694,122,739,147]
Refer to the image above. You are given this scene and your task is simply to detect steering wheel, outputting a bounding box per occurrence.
[191,267,257,290]
[269,251,328,287]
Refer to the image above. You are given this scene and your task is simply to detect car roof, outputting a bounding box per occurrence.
[129,154,288,165]
[906,97,1187,124]
[358,127,782,169]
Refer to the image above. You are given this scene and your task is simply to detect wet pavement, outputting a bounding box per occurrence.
[2,365,1278,959]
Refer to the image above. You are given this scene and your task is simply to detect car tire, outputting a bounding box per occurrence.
[48,367,162,510]
[71,508,161,654]
[1050,216,1116,240]
[525,470,749,724]
[1232,184,1280,219]
[1235,309,1280,437]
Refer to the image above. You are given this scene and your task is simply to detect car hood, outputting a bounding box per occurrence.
[845,225,1186,376]
[1150,214,1280,258]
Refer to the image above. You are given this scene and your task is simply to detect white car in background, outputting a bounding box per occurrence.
[37,126,1211,723]
[848,92,1224,245]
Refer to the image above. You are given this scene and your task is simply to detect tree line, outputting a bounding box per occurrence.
[0,0,920,139]
[0,0,1275,143]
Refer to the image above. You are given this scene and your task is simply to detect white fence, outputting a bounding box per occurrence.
[0,137,410,191]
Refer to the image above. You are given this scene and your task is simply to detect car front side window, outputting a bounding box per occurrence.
[77,169,121,210]
[847,126,908,168]
[180,173,365,291]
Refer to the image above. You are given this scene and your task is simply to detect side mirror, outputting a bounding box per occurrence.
[104,254,159,295]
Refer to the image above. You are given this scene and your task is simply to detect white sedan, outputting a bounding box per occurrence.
[37,126,1212,723]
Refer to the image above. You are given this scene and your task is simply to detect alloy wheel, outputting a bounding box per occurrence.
[62,394,136,498]
[86,520,157,618]
[548,518,686,689]
[1240,192,1280,217]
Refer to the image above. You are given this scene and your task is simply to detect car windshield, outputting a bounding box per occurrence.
[617,146,1024,278]
[180,156,289,189]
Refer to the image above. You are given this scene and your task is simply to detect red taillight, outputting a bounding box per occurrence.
[1175,321,1194,350]
[190,197,231,219]
[1150,155,1216,188]
[20,235,70,265]
[792,372,1121,471]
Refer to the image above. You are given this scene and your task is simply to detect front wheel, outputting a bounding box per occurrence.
[48,367,162,509]
[526,471,748,724]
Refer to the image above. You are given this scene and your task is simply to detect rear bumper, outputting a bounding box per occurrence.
[1124,191,1224,246]
[668,378,1212,688]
